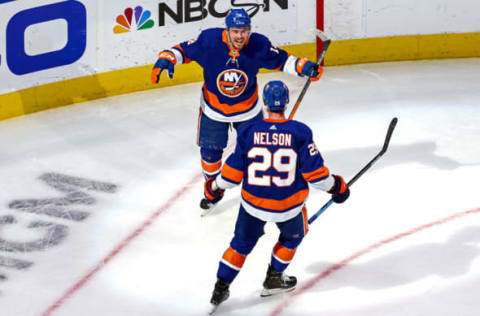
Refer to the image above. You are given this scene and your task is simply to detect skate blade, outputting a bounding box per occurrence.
[208,303,219,315]
[260,286,295,297]
[200,203,218,217]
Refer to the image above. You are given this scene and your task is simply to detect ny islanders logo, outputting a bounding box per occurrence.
[217,69,248,97]
[114,6,154,34]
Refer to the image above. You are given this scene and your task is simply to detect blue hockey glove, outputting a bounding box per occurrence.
[204,178,225,204]
[151,50,176,83]
[328,175,350,203]
[296,58,323,81]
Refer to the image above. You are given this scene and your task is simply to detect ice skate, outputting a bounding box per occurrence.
[260,265,297,297]
[209,279,230,314]
[200,178,224,217]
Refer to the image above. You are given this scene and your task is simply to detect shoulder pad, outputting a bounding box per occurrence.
[198,28,224,48]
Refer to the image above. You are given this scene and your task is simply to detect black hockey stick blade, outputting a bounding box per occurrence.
[308,117,398,224]
[348,117,398,186]
[381,117,398,154]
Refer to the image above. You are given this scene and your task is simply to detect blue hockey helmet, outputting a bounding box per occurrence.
[225,9,251,29]
[263,80,289,111]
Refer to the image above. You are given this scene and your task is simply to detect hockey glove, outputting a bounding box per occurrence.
[296,58,323,81]
[328,175,350,203]
[151,50,176,83]
[204,178,225,204]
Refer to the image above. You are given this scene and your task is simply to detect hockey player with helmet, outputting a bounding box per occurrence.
[151,9,323,210]
[204,81,350,311]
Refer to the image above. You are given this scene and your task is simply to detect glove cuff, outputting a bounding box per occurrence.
[310,66,323,81]
[328,175,347,194]
[158,50,177,65]
[295,58,309,76]
[205,178,225,202]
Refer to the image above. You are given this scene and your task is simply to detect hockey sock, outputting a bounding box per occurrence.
[217,236,258,283]
[200,148,223,179]
[217,247,246,284]
[270,239,301,273]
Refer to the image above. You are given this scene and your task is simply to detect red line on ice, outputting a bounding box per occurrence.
[270,207,480,316]
[42,172,204,316]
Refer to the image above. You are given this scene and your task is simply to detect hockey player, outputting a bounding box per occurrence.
[203,80,350,310]
[151,9,323,210]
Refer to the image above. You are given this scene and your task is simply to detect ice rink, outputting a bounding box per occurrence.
[1,58,479,316]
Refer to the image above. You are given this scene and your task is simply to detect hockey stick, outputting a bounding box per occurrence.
[308,117,398,225]
[288,30,331,120]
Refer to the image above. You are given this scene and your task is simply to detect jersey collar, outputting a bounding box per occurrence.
[264,118,288,123]
[222,29,250,61]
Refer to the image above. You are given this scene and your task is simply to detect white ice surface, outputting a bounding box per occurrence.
[0,58,479,316]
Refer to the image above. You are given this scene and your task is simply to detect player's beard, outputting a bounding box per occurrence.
[232,40,244,50]
[228,33,249,50]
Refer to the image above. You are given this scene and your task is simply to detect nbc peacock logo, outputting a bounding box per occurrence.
[113,6,154,34]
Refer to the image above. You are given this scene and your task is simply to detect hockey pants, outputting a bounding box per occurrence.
[197,108,263,179]
[217,205,308,284]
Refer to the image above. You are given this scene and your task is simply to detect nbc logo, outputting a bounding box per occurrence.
[114,6,154,34]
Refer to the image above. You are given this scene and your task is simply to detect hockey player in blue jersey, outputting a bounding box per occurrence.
[203,81,350,310]
[151,9,323,210]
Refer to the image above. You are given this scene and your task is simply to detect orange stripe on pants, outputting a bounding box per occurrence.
[196,107,202,146]
[302,206,309,235]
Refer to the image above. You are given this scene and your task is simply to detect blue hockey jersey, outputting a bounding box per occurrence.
[169,28,301,123]
[216,118,335,222]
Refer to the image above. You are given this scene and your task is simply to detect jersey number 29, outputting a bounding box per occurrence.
[247,147,297,187]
